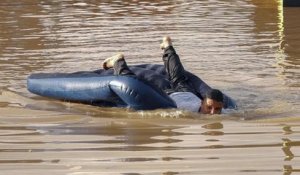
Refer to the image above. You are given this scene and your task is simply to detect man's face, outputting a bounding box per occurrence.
[200,98,223,114]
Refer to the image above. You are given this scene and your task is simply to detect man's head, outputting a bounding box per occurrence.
[200,89,224,115]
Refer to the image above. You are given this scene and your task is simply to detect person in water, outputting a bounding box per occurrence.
[102,36,224,114]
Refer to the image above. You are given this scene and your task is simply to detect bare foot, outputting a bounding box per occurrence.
[160,36,172,50]
[102,53,124,70]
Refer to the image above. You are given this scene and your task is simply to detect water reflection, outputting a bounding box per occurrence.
[2,121,184,152]
[284,165,300,175]
[2,116,300,174]
[282,125,293,135]
[0,0,299,113]
[282,138,300,161]
[280,7,300,86]
[251,0,300,87]
[0,1,50,90]
[1,0,300,174]
[281,123,300,175]
[162,172,179,175]
[0,0,180,90]
[202,122,223,130]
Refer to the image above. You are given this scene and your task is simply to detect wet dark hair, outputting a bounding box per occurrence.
[206,89,223,102]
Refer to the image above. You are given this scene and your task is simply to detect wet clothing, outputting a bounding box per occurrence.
[169,92,201,112]
[162,46,196,94]
[113,46,202,112]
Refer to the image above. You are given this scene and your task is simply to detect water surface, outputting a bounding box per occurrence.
[0,0,299,174]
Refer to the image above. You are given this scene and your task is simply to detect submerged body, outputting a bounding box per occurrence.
[27,64,237,111]
[28,36,237,114]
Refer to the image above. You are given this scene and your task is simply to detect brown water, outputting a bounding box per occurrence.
[0,0,300,174]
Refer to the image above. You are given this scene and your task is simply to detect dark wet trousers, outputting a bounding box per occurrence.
[113,46,195,94]
[162,46,195,93]
[113,59,136,76]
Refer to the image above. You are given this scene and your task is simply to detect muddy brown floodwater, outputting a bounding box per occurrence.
[0,0,299,174]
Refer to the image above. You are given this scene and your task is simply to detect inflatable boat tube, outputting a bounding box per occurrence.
[27,64,237,110]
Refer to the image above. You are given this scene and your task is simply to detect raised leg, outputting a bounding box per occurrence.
[160,36,195,93]
[102,53,176,109]
[102,53,135,76]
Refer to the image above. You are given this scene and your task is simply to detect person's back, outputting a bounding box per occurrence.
[102,36,225,114]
